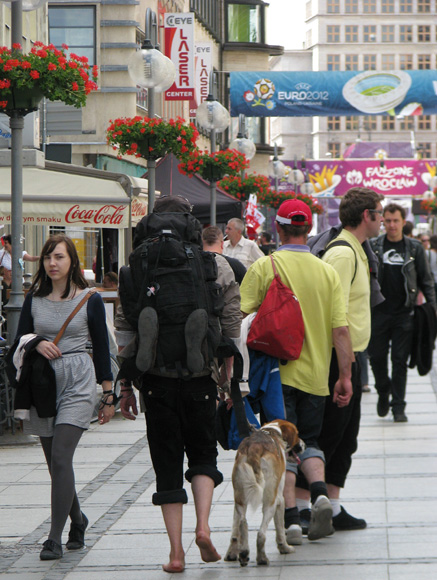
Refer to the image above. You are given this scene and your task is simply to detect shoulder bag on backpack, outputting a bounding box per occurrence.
[246,254,304,362]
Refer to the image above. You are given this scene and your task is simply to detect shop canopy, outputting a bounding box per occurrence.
[0,158,149,229]
[152,153,242,224]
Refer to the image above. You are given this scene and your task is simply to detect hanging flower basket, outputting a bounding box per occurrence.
[259,188,324,213]
[218,173,272,202]
[106,116,199,161]
[178,149,249,182]
[0,42,98,115]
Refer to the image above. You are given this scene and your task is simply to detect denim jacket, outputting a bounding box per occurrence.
[370,234,436,310]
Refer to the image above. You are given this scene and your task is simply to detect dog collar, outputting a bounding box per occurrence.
[260,424,282,437]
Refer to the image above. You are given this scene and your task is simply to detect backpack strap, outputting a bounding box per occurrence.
[325,239,358,285]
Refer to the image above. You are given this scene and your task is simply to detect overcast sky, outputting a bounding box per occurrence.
[266,0,306,50]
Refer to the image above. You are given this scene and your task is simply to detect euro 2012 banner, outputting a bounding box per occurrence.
[230,71,437,117]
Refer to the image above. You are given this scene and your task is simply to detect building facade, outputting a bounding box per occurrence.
[271,0,437,160]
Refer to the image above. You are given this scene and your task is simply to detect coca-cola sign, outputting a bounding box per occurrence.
[65,204,127,226]
[131,197,147,219]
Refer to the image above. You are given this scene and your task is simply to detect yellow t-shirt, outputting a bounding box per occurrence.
[240,247,348,396]
[322,230,371,352]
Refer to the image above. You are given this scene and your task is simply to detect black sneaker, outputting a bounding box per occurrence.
[299,508,311,536]
[377,393,390,417]
[393,411,408,423]
[66,512,89,550]
[40,539,63,560]
[332,506,367,531]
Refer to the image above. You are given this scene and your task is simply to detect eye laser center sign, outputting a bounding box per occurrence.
[164,13,195,101]
[230,70,437,117]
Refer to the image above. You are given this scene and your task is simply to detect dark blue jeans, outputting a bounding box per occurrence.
[368,310,414,413]
[142,374,223,506]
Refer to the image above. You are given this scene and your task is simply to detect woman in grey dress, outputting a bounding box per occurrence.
[16,235,115,561]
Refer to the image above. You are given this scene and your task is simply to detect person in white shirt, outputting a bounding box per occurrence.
[223,218,264,269]
[0,234,39,287]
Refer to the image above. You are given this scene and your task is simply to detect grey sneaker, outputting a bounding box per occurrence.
[136,307,158,373]
[308,495,333,541]
[286,524,302,546]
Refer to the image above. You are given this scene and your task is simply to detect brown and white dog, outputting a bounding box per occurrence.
[224,419,304,567]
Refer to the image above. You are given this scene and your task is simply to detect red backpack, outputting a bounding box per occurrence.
[247,254,304,361]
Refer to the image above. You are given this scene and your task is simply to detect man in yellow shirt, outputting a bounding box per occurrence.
[296,187,383,536]
[240,199,353,544]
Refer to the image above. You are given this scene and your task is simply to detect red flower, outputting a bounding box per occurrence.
[72,82,79,91]
[30,70,40,79]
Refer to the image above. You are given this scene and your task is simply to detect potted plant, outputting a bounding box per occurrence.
[0,42,98,114]
[421,188,437,215]
[106,116,199,160]
[178,149,249,182]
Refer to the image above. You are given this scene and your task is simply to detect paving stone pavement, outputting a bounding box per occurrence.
[1,365,437,579]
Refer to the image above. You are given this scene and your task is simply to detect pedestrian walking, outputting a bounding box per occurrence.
[15,234,114,560]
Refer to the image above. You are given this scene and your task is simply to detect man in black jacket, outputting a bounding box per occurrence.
[369,203,436,422]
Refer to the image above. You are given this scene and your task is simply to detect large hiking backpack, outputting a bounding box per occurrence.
[119,212,224,377]
[308,225,358,284]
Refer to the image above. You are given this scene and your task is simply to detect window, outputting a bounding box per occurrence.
[381,54,395,70]
[306,29,313,47]
[400,117,415,130]
[227,2,262,43]
[363,26,376,42]
[381,26,394,42]
[400,54,413,69]
[327,25,340,42]
[363,115,377,131]
[363,54,376,70]
[328,117,341,131]
[327,0,340,12]
[400,0,413,11]
[418,115,432,130]
[399,25,413,42]
[418,143,432,158]
[417,0,431,12]
[306,0,312,19]
[382,116,395,131]
[345,0,358,12]
[381,0,394,12]
[418,54,431,69]
[328,142,341,158]
[418,26,431,42]
[363,0,376,12]
[48,5,96,65]
[345,116,359,130]
[345,54,359,70]
[345,26,358,42]
[327,54,340,70]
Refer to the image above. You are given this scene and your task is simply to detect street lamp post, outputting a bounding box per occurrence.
[128,7,175,214]
[268,143,286,194]
[229,114,256,178]
[4,0,44,344]
[196,72,230,225]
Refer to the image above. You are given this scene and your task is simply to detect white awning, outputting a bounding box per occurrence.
[0,160,150,229]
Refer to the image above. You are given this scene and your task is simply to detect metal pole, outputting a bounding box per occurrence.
[145,9,155,214]
[5,1,25,344]
[210,128,217,226]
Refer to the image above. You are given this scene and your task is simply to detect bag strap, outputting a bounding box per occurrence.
[230,379,250,440]
[270,254,278,277]
[53,289,96,345]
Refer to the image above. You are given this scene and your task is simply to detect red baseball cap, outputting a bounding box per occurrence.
[276,199,312,227]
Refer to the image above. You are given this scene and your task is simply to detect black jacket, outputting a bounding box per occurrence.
[409,303,437,376]
[370,234,436,310]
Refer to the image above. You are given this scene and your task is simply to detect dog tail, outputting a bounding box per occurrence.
[243,445,265,510]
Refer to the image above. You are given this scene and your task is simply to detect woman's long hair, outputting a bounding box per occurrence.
[30,234,88,299]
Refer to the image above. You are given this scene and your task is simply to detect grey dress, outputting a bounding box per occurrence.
[23,292,99,437]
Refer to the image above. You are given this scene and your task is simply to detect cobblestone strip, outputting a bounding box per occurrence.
[1,435,154,578]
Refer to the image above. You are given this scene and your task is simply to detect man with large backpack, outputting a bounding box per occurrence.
[295,187,384,535]
[116,196,241,573]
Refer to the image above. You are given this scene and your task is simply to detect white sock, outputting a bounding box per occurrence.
[296,498,311,512]
[330,498,341,517]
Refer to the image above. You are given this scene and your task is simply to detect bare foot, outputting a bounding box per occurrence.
[162,557,185,573]
[195,531,221,563]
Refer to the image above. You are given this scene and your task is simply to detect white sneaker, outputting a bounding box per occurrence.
[308,495,333,541]
[286,524,302,546]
